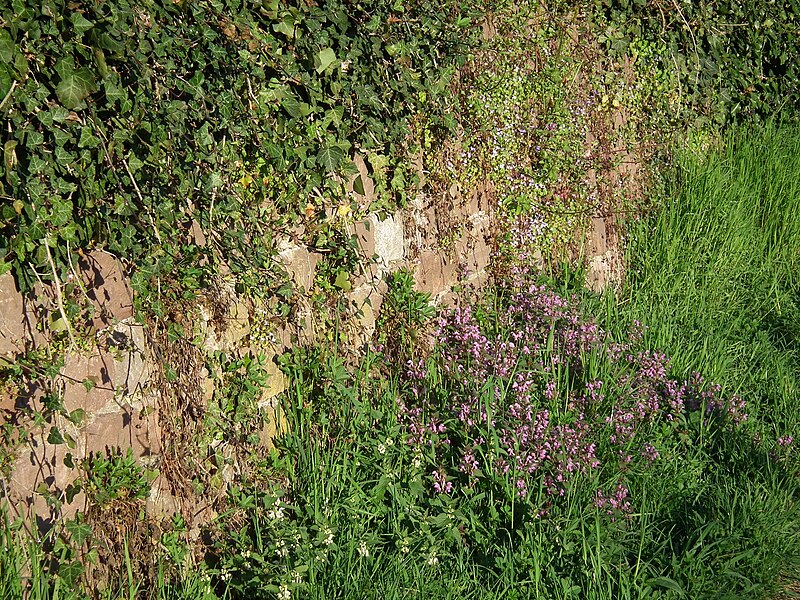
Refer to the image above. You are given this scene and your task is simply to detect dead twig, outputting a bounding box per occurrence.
[43,239,78,349]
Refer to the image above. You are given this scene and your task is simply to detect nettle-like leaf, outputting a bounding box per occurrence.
[56,67,97,109]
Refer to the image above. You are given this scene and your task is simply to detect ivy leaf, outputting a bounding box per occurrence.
[317,145,344,172]
[0,64,12,102]
[66,519,92,546]
[47,426,65,445]
[58,560,84,587]
[56,68,97,110]
[316,47,337,73]
[333,270,351,291]
[281,95,311,119]
[70,12,95,35]
[353,174,365,195]
[0,30,14,64]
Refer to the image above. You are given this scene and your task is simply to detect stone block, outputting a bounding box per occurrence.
[346,154,376,203]
[256,350,287,401]
[9,424,85,522]
[347,280,388,347]
[0,271,27,357]
[257,403,288,451]
[108,320,149,397]
[78,251,134,330]
[61,347,117,414]
[277,243,321,293]
[373,214,405,267]
[415,251,457,296]
[200,299,252,354]
[353,217,377,258]
[84,405,161,458]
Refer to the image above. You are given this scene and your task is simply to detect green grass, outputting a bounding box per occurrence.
[621,122,800,445]
[605,122,800,596]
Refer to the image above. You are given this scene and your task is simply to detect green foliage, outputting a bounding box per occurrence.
[205,352,270,447]
[594,0,800,126]
[376,268,435,360]
[81,448,151,507]
[621,122,800,443]
[0,0,481,293]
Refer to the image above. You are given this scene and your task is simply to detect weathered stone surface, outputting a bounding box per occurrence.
[0,271,26,357]
[257,403,287,450]
[262,353,287,400]
[346,280,388,348]
[346,154,377,203]
[373,214,405,267]
[200,299,252,354]
[588,216,608,256]
[587,251,618,293]
[353,217,377,258]
[78,250,134,330]
[454,216,492,278]
[277,243,322,293]
[61,347,117,414]
[147,475,182,522]
[84,405,161,458]
[108,319,149,398]
[9,423,85,521]
[415,250,458,295]
[585,216,622,293]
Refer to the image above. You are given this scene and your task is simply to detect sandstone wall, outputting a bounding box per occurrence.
[0,170,495,530]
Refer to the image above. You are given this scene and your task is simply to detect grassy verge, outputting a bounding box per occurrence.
[208,123,799,599]
[619,123,800,447]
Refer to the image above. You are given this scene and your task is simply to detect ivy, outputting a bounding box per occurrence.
[0,0,482,293]
[594,0,800,127]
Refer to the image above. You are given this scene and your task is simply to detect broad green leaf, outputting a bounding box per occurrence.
[0,30,14,64]
[127,154,144,172]
[333,270,351,291]
[0,64,12,102]
[47,426,65,445]
[316,47,337,73]
[353,174,365,195]
[196,122,214,146]
[58,560,84,587]
[56,67,97,109]
[65,482,82,503]
[317,145,344,172]
[68,408,86,426]
[70,12,94,35]
[78,126,100,148]
[281,95,310,119]
[273,20,296,38]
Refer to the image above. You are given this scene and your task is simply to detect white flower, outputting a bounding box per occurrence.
[276,539,289,557]
[427,551,438,566]
[278,586,292,600]
[358,541,369,558]
[268,504,286,520]
[377,443,387,455]
[322,527,334,546]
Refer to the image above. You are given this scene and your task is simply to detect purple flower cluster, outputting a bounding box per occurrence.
[396,275,748,518]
